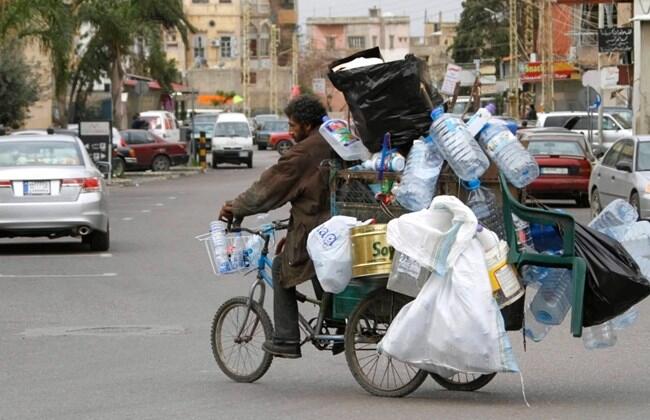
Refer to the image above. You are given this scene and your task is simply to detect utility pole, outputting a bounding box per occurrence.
[242,1,251,116]
[291,31,298,90]
[597,4,605,146]
[509,0,519,118]
[539,0,554,113]
[269,24,279,114]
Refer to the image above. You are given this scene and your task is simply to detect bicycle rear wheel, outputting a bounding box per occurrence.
[345,289,428,397]
[430,372,497,392]
[211,297,273,383]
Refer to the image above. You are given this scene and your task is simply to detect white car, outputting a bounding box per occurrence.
[211,113,254,168]
[589,136,650,220]
[538,111,632,151]
[139,110,180,142]
[0,134,110,250]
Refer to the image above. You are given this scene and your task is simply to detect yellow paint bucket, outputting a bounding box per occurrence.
[350,224,394,278]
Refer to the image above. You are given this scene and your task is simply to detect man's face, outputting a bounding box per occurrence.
[288,118,312,143]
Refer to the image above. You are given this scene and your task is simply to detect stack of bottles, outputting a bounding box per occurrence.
[209,221,264,274]
[393,136,444,211]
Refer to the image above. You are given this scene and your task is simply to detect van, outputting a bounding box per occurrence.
[140,110,180,142]
[211,113,254,168]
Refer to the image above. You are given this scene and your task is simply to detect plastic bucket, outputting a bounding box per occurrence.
[350,224,393,278]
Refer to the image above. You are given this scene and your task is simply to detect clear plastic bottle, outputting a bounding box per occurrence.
[319,117,371,161]
[209,221,230,273]
[524,282,551,342]
[477,121,540,188]
[464,179,506,239]
[611,306,640,330]
[429,106,490,181]
[583,322,618,350]
[530,267,572,325]
[393,137,444,211]
[588,199,638,241]
[512,214,540,285]
[466,103,496,137]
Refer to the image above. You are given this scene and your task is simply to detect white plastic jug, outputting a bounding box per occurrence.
[319,117,371,161]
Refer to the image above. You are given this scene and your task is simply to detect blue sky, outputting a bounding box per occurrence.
[298,0,464,36]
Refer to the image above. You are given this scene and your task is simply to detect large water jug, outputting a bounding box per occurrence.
[209,221,230,273]
[588,199,638,240]
[465,179,506,239]
[319,117,371,161]
[583,322,618,350]
[524,282,550,342]
[393,137,444,211]
[477,121,539,188]
[429,107,489,181]
[530,267,572,325]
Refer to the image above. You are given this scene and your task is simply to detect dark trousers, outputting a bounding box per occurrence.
[271,257,324,343]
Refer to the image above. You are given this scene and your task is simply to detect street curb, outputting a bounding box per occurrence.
[109,167,203,187]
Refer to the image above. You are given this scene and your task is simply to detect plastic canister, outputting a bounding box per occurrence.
[318,117,371,161]
[350,224,393,278]
[478,229,524,308]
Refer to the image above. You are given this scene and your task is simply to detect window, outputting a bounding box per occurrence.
[249,71,257,84]
[326,36,336,49]
[602,141,623,167]
[602,117,617,131]
[214,122,251,137]
[528,140,585,157]
[372,35,378,47]
[259,24,270,57]
[347,36,365,49]
[193,34,206,63]
[637,142,650,171]
[127,131,151,145]
[618,141,634,164]
[0,141,82,167]
[573,116,598,130]
[389,35,395,49]
[248,24,258,58]
[220,36,232,58]
[544,115,572,128]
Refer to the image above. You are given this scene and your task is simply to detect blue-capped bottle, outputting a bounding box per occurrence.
[393,136,444,211]
[530,267,572,325]
[429,106,490,181]
[477,120,539,188]
[464,179,506,239]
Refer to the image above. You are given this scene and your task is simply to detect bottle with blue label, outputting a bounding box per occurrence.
[393,136,444,211]
[429,106,490,181]
[477,120,539,188]
[464,179,506,239]
[524,282,551,342]
[319,117,371,161]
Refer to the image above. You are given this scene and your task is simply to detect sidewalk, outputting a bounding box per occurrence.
[109,166,203,187]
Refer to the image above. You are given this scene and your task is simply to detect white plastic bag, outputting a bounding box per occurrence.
[307,216,359,293]
[378,238,519,376]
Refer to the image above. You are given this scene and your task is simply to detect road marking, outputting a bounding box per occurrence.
[168,196,177,200]
[155,203,164,207]
[141,209,151,213]
[0,272,117,278]
[122,217,134,221]
[20,325,188,337]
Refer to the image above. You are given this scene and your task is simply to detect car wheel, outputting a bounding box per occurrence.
[578,193,590,208]
[86,223,110,252]
[257,143,267,151]
[276,140,293,155]
[151,155,171,171]
[630,191,641,220]
[590,188,602,219]
[112,158,126,178]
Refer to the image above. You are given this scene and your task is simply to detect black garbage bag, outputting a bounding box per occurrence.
[574,222,650,327]
[328,47,443,153]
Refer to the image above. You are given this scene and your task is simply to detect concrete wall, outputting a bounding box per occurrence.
[21,40,53,129]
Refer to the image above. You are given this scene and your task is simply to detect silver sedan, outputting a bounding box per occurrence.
[589,136,650,220]
[0,134,110,250]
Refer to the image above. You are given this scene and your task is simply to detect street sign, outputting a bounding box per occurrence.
[312,78,326,95]
[598,27,633,53]
[440,64,462,96]
[78,121,112,169]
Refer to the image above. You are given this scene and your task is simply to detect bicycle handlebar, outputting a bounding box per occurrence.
[227,217,290,236]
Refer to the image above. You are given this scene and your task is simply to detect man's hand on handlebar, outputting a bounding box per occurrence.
[219,201,234,223]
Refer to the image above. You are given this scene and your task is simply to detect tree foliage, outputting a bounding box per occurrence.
[451,0,509,68]
[0,40,39,127]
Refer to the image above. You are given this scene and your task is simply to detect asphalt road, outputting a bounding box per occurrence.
[1,150,649,420]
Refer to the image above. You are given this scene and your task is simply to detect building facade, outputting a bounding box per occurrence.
[410,16,458,86]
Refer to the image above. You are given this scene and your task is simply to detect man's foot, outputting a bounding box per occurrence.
[262,340,301,359]
[331,327,346,355]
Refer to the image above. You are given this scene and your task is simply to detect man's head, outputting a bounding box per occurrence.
[284,95,327,142]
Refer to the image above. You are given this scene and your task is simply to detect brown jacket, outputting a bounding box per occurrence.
[231,131,331,287]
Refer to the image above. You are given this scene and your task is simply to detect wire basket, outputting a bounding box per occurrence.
[196,231,263,276]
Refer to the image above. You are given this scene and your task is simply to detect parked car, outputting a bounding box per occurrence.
[119,129,188,171]
[522,131,593,207]
[0,134,110,250]
[191,113,218,150]
[255,119,288,150]
[589,136,650,219]
[211,112,254,168]
[269,131,295,155]
[537,111,632,150]
[518,127,597,160]
[139,110,181,142]
[253,114,279,130]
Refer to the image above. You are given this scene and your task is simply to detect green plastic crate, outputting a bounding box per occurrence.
[331,276,387,321]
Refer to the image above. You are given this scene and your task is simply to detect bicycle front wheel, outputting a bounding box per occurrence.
[211,297,273,383]
[345,289,428,397]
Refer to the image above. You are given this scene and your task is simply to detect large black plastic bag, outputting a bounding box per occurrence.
[328,47,443,153]
[574,222,650,327]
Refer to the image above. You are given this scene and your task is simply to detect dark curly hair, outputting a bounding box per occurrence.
[284,95,327,128]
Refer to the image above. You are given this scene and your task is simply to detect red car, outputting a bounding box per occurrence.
[119,130,189,171]
[269,131,295,155]
[522,132,594,207]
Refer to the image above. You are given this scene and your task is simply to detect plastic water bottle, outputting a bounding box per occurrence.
[611,306,640,330]
[466,103,496,137]
[319,117,371,161]
[524,282,550,342]
[530,267,572,325]
[588,199,638,241]
[429,106,490,181]
[209,221,230,273]
[361,151,406,172]
[393,137,444,211]
[583,322,617,350]
[477,121,539,188]
[465,179,506,239]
